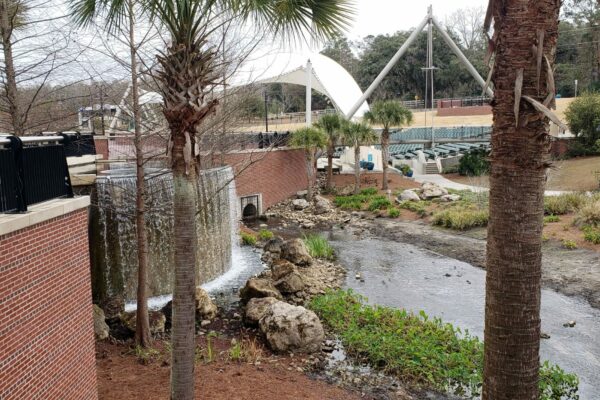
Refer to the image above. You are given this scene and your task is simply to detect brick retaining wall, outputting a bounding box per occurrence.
[0,205,98,400]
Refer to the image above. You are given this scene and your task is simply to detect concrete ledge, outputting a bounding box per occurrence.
[0,196,90,237]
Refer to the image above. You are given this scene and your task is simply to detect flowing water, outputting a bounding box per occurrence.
[328,228,600,399]
[91,166,243,304]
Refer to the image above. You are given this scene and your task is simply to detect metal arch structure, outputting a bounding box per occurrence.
[345,5,494,120]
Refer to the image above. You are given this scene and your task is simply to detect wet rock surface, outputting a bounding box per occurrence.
[281,238,313,266]
[93,304,110,340]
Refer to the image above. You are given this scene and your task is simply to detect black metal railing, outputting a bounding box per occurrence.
[258,131,290,149]
[0,134,95,213]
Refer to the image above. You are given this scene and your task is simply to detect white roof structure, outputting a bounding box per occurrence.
[259,53,370,119]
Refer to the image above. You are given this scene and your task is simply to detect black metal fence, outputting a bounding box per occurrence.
[0,134,94,213]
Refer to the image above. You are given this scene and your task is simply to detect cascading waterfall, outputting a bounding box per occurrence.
[90,166,239,305]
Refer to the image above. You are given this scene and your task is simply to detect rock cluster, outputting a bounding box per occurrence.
[240,237,346,353]
[264,196,351,229]
[398,182,459,202]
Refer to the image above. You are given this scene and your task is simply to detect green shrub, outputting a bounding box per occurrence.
[241,232,257,246]
[582,226,600,244]
[310,290,579,399]
[544,193,587,215]
[442,165,459,174]
[360,187,378,196]
[432,207,489,230]
[303,234,335,260]
[334,194,373,210]
[544,215,560,223]
[388,207,400,218]
[258,229,274,241]
[574,199,600,226]
[368,196,392,211]
[397,200,428,217]
[562,239,578,250]
[458,149,490,176]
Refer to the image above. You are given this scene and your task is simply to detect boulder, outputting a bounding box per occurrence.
[271,259,296,281]
[263,237,284,255]
[93,304,110,340]
[441,194,461,202]
[195,288,218,320]
[244,297,279,326]
[420,182,448,199]
[313,196,332,214]
[399,189,421,202]
[99,296,124,319]
[296,190,308,199]
[240,277,283,303]
[123,310,166,335]
[281,239,313,266]
[338,185,355,196]
[292,199,310,210]
[275,272,305,294]
[259,302,324,353]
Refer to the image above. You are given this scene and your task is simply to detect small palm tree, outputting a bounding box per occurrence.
[341,120,377,194]
[364,100,413,190]
[290,127,327,200]
[73,1,354,399]
[314,113,343,190]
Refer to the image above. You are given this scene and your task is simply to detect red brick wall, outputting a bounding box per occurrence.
[437,105,492,117]
[94,137,108,160]
[0,209,98,400]
[224,148,309,210]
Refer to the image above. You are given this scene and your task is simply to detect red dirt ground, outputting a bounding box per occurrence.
[96,338,367,400]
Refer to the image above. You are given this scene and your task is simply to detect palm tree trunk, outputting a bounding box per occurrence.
[326,142,334,190]
[381,128,390,190]
[170,134,198,400]
[483,2,560,399]
[0,0,23,136]
[306,152,314,200]
[129,5,151,349]
[354,145,360,194]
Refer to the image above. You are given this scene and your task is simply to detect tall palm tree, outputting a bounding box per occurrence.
[482,1,561,399]
[290,126,327,200]
[71,0,152,347]
[364,100,413,190]
[314,113,343,190]
[75,2,353,399]
[341,120,377,194]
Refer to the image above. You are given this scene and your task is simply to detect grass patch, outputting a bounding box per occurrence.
[241,232,257,246]
[432,206,489,230]
[334,194,371,210]
[368,196,392,211]
[574,199,600,227]
[397,200,428,217]
[258,229,274,241]
[562,239,578,250]
[544,215,561,223]
[303,234,335,260]
[360,187,379,196]
[310,290,579,399]
[388,207,400,218]
[582,226,600,244]
[544,193,587,215]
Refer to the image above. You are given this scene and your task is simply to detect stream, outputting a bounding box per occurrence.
[327,228,600,399]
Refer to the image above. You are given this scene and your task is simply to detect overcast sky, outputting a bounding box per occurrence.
[348,0,487,39]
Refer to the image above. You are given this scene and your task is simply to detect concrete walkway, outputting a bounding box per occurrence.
[413,173,568,196]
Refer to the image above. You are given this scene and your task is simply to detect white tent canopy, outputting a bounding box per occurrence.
[259,53,370,119]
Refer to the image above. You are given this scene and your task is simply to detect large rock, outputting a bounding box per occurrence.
[441,194,461,202]
[244,297,279,326]
[93,304,110,340]
[281,239,313,266]
[123,310,166,335]
[420,182,448,199]
[259,302,325,353]
[263,237,284,255]
[99,296,124,319]
[292,199,310,210]
[338,185,354,196]
[240,277,283,303]
[195,288,218,320]
[271,259,296,280]
[399,190,421,202]
[313,195,332,215]
[275,272,305,294]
